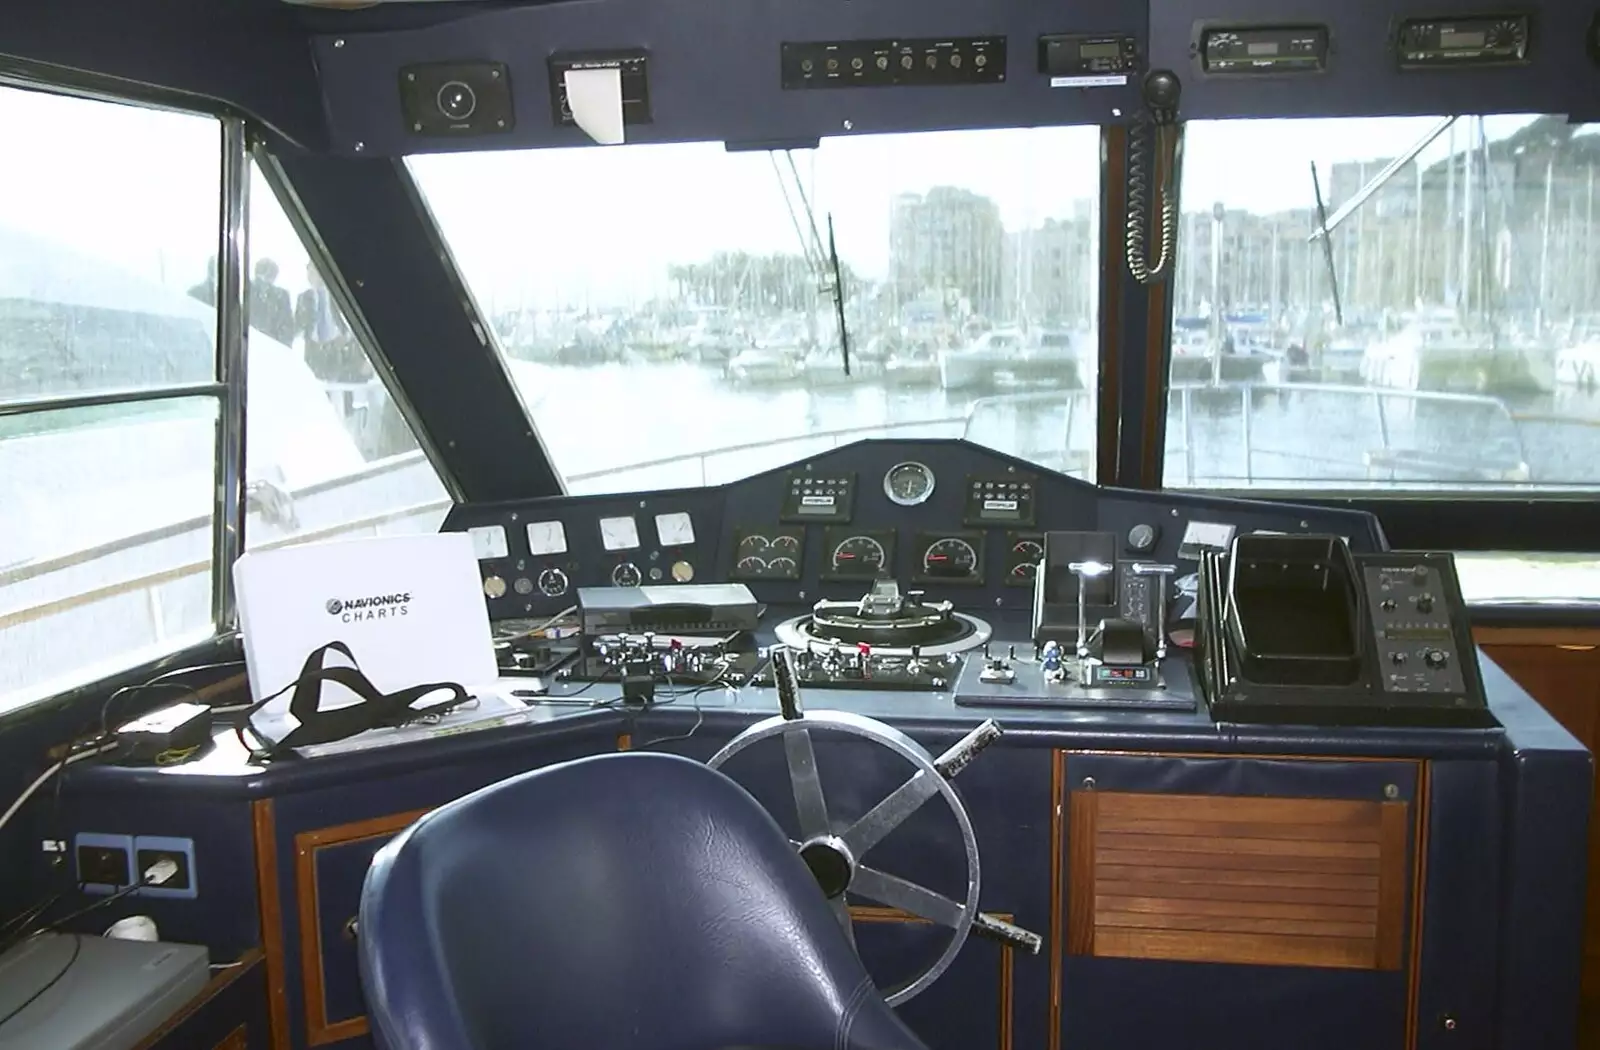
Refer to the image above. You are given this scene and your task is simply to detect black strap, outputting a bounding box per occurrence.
[245,642,470,756]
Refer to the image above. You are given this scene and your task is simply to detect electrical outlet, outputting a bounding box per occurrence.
[133,836,197,899]
[74,833,133,895]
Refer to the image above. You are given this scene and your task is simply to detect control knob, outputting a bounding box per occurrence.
[1416,593,1435,614]
[1411,564,1430,586]
[537,567,569,597]
[1424,649,1449,670]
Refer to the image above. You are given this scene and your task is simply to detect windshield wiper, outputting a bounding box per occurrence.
[770,150,851,375]
[825,213,851,376]
[1309,161,1344,326]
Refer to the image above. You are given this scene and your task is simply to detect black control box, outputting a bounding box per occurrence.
[781,37,1006,89]
[963,474,1036,527]
[1196,537,1488,725]
[781,470,855,523]
[1037,34,1139,76]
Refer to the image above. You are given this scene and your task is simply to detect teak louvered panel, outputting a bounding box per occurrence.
[1069,791,1410,971]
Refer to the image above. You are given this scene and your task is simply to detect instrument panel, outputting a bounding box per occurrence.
[443,439,1386,620]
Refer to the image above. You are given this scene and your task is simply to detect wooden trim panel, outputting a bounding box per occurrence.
[1047,749,1064,1050]
[850,906,1015,1050]
[213,1025,249,1050]
[1068,790,1411,971]
[295,808,433,1046]
[1473,626,1600,647]
[252,801,291,1050]
[129,949,262,1050]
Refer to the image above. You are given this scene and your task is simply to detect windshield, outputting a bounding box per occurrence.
[1165,113,1600,493]
[409,127,1101,493]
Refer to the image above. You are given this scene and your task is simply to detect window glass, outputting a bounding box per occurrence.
[243,161,449,550]
[1165,115,1600,493]
[1455,552,1600,605]
[0,91,220,405]
[0,89,222,712]
[1,399,218,708]
[409,128,1100,493]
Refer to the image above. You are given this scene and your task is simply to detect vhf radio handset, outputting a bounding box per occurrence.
[1125,70,1181,285]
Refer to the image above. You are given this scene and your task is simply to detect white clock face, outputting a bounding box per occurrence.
[655,511,695,547]
[525,520,568,557]
[598,515,641,552]
[467,525,508,560]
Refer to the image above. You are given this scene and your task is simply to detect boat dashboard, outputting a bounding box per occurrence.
[446,438,1384,624]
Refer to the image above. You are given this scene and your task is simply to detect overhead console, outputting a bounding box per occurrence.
[309,0,1597,156]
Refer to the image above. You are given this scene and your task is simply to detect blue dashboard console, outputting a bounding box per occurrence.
[45,442,1590,1050]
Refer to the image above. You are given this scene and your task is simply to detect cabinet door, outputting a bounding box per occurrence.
[295,811,426,1046]
[1057,752,1421,1050]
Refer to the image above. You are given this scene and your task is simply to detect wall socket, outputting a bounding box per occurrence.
[133,836,197,899]
[74,833,133,895]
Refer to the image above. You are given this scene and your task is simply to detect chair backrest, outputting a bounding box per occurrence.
[359,751,927,1050]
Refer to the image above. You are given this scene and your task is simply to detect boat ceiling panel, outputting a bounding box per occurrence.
[311,0,1600,158]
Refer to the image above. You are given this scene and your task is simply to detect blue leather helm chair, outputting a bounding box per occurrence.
[359,751,931,1050]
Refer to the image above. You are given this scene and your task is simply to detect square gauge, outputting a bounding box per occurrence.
[526,520,568,557]
[599,515,641,551]
[467,525,508,560]
[655,511,695,547]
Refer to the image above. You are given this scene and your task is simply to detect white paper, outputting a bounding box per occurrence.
[564,67,625,146]
[1049,74,1128,88]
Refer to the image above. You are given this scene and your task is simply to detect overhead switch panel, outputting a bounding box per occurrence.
[781,37,1007,89]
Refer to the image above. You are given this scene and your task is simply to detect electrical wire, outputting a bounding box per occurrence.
[0,933,82,1029]
[1125,121,1180,285]
[0,743,119,839]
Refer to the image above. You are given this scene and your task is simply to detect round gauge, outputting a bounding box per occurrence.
[483,575,507,599]
[737,555,768,574]
[771,534,800,552]
[611,562,642,587]
[1127,523,1158,553]
[671,560,695,582]
[739,534,771,552]
[922,537,979,580]
[768,556,798,576]
[831,535,887,573]
[883,461,936,506]
[1010,539,1044,581]
[537,567,569,597]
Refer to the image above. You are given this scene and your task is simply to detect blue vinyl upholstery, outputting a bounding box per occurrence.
[358,751,930,1050]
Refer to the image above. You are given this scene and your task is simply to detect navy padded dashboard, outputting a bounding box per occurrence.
[442,438,1386,621]
[313,0,1600,158]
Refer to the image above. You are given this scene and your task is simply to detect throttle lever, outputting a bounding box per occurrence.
[972,912,1043,955]
[772,647,803,721]
[934,719,1002,778]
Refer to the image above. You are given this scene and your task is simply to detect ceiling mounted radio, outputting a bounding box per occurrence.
[1395,14,1530,68]
[1197,25,1329,74]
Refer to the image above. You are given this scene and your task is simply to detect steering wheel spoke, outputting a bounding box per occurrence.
[852,866,966,929]
[783,723,831,840]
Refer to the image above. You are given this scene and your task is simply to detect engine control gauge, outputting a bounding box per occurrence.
[731,526,804,580]
[611,562,643,587]
[1126,523,1158,553]
[537,567,570,597]
[913,531,983,585]
[1004,532,1045,587]
[820,527,896,581]
[883,461,936,506]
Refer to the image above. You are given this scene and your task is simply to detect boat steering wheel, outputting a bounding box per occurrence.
[707,647,1042,1005]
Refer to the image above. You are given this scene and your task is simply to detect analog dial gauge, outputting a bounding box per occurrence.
[883,461,936,506]
[922,537,979,580]
[831,535,887,573]
[526,520,568,556]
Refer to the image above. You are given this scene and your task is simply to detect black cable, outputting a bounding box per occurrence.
[0,933,82,1029]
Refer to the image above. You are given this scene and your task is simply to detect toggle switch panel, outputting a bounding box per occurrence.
[781,36,1007,89]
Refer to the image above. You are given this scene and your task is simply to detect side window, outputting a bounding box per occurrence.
[242,160,448,551]
[0,88,222,710]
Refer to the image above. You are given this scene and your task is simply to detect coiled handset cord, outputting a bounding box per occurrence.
[1125,70,1182,285]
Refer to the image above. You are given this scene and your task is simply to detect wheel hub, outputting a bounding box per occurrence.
[799,835,855,898]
